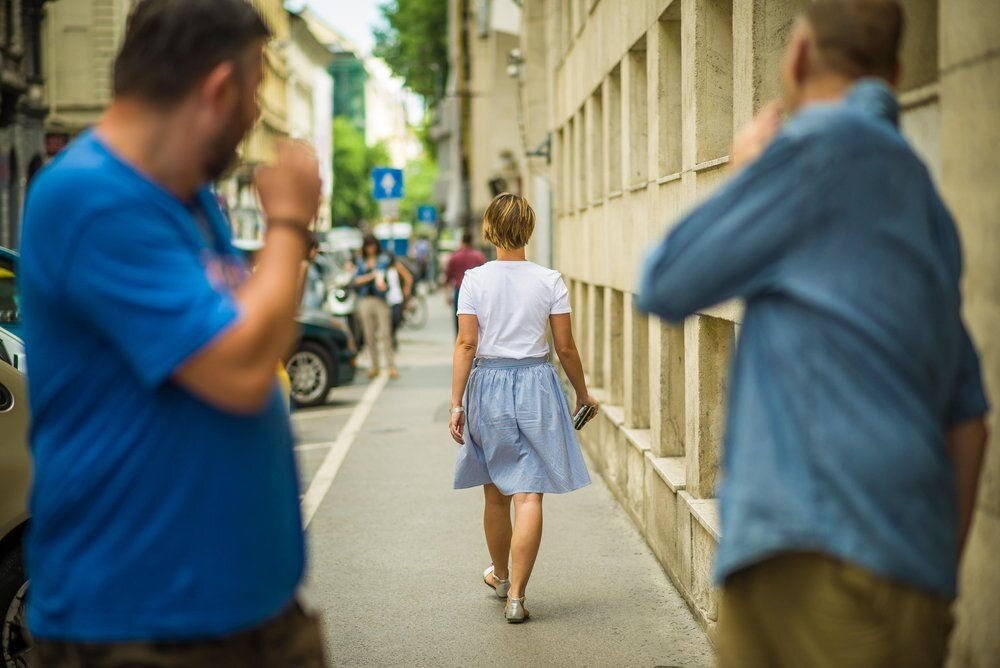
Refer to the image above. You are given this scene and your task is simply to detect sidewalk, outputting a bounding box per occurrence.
[299,294,713,667]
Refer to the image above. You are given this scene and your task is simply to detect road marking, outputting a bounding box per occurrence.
[300,373,390,528]
[295,442,336,452]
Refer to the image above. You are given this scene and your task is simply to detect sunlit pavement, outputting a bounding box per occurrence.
[292,293,712,667]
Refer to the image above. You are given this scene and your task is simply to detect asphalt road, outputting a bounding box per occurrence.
[291,291,712,668]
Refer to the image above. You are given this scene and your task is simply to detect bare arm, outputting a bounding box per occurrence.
[396,260,414,297]
[173,142,320,414]
[550,313,598,417]
[948,417,989,555]
[449,314,478,444]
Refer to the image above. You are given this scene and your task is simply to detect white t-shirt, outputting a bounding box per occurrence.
[457,261,572,359]
[385,267,404,306]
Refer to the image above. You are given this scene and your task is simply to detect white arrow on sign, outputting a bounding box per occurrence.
[380,172,397,197]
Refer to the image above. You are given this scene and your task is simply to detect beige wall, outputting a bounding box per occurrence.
[526,0,998,659]
[43,0,133,132]
[465,6,523,220]
[939,1,999,664]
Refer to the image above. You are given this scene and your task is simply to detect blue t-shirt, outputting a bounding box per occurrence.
[20,132,304,641]
[638,80,989,598]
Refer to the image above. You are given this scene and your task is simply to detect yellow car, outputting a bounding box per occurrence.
[0,360,31,666]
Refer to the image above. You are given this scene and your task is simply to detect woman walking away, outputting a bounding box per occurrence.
[352,234,399,380]
[449,193,598,623]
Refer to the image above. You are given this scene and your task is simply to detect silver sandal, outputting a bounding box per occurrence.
[483,564,510,599]
[505,596,529,623]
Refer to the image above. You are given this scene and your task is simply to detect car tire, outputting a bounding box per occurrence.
[287,341,335,409]
[0,542,31,668]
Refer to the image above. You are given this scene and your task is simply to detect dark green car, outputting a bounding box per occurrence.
[289,309,357,408]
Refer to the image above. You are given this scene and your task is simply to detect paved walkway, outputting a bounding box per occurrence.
[294,293,713,667]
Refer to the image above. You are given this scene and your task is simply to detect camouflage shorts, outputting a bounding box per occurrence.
[31,600,328,668]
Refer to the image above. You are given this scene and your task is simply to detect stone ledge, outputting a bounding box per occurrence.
[600,403,626,428]
[682,492,722,543]
[622,427,652,454]
[646,454,686,493]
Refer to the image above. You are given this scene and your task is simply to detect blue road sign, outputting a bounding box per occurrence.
[372,167,404,200]
[417,205,437,223]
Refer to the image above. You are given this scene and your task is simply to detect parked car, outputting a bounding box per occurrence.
[289,309,357,408]
[230,241,358,408]
[0,361,31,667]
[0,247,19,340]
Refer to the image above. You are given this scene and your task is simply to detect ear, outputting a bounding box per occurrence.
[199,61,238,109]
[791,29,812,86]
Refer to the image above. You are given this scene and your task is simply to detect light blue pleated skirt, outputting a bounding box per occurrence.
[454,357,591,495]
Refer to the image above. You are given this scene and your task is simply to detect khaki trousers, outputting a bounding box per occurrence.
[358,295,394,370]
[716,553,953,668]
[33,601,327,667]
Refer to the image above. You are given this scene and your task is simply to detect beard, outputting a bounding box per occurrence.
[204,120,246,182]
[203,91,256,182]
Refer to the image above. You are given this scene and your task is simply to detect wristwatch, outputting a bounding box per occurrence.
[451,406,465,414]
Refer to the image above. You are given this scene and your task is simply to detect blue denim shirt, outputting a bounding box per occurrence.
[638,80,989,597]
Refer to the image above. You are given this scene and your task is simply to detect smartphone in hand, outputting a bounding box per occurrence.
[573,404,597,430]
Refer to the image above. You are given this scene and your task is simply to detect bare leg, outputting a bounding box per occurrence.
[483,484,512,579]
[509,492,543,599]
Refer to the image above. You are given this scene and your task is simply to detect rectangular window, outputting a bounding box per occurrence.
[607,65,623,193]
[696,0,733,163]
[555,127,565,214]
[658,6,682,176]
[628,37,649,186]
[576,107,586,209]
[565,117,576,211]
[589,85,604,201]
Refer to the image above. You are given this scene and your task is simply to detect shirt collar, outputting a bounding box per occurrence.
[843,77,900,127]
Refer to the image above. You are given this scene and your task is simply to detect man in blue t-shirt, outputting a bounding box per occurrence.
[20,1,326,664]
[639,2,989,667]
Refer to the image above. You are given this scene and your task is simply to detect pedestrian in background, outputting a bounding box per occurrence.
[637,2,989,666]
[351,234,401,379]
[444,231,486,335]
[300,234,326,311]
[450,193,597,623]
[386,251,414,349]
[19,0,327,666]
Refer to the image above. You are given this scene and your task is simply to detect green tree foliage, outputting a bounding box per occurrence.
[399,154,439,223]
[373,0,448,107]
[332,117,390,226]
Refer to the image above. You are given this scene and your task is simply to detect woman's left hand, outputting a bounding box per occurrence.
[449,409,466,445]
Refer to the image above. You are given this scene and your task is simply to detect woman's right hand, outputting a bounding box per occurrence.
[575,394,599,419]
[449,409,466,445]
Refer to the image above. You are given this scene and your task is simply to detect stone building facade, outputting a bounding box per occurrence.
[515,0,998,662]
[434,0,526,233]
[0,0,53,249]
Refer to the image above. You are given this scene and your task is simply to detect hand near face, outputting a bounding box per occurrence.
[730,100,784,170]
[255,140,322,226]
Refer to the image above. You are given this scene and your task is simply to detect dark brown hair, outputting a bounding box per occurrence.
[114,0,271,105]
[804,0,904,82]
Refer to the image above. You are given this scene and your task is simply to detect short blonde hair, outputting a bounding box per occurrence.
[482,193,535,250]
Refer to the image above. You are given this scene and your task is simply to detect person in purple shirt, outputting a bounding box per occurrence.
[638,2,988,666]
[445,232,487,334]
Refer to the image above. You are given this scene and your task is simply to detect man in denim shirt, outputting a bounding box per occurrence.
[638,2,989,666]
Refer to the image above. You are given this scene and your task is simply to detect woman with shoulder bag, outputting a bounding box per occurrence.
[352,234,399,380]
[449,193,598,623]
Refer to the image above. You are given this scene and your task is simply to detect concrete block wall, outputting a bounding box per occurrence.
[535,1,999,656]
